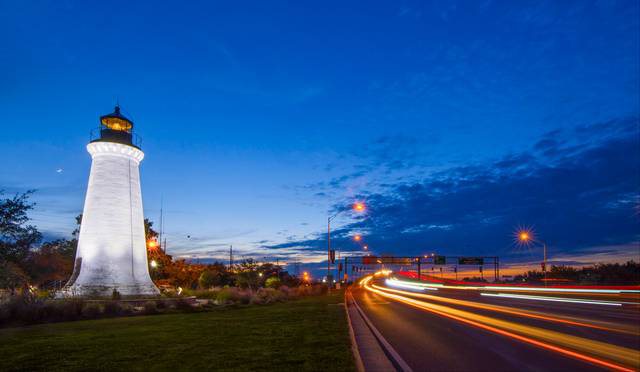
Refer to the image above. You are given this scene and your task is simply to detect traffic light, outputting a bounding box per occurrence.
[338,263,343,272]
[329,250,336,263]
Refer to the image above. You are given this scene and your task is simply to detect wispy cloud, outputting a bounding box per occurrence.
[273,117,640,263]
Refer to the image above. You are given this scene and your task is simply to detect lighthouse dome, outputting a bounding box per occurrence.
[93,105,140,148]
[100,105,133,131]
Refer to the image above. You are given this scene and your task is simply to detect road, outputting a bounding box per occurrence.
[350,275,640,371]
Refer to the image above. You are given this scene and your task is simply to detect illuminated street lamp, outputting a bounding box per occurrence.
[354,234,362,242]
[517,228,548,285]
[328,201,366,288]
[150,260,158,268]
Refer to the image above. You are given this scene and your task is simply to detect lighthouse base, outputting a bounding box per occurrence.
[57,283,160,299]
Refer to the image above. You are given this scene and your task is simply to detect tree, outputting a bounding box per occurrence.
[198,270,217,289]
[72,214,82,238]
[0,261,29,294]
[144,218,159,241]
[235,259,259,289]
[197,262,234,289]
[164,259,203,289]
[27,239,75,288]
[0,191,42,266]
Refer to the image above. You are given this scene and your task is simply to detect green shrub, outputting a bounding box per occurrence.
[216,289,233,304]
[143,301,158,314]
[183,289,219,299]
[265,277,282,289]
[35,290,52,300]
[82,303,102,319]
[103,301,122,316]
[156,300,168,309]
[251,288,279,304]
[58,299,85,321]
[214,287,254,305]
[175,298,195,312]
[0,297,89,325]
[238,292,251,305]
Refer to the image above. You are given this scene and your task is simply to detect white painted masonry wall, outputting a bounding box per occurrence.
[62,142,159,297]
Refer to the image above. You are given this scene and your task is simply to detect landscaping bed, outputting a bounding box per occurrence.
[0,285,327,328]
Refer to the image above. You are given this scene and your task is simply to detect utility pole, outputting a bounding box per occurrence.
[336,250,341,281]
[229,245,233,270]
[327,216,331,288]
[159,196,164,252]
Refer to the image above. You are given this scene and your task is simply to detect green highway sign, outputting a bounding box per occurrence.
[458,257,484,265]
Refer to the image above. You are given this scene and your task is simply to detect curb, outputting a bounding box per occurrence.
[345,287,366,372]
[348,288,413,372]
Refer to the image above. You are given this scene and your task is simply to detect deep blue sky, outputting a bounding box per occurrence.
[1,1,638,276]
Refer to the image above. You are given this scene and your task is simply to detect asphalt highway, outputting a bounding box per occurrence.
[350,275,640,371]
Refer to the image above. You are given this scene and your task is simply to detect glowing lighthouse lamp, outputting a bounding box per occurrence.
[61,106,159,297]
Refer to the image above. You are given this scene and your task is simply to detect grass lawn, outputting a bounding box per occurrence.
[0,291,355,371]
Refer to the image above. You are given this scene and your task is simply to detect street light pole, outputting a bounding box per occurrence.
[327,214,335,289]
[326,202,366,289]
[517,229,549,286]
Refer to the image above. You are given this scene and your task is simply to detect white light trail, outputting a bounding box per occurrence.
[386,278,437,291]
[480,293,624,306]
[393,276,640,294]
[481,286,640,294]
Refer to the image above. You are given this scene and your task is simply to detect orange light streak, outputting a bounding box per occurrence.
[361,277,638,371]
[373,283,633,335]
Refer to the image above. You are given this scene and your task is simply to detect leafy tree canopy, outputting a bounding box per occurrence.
[0,191,42,265]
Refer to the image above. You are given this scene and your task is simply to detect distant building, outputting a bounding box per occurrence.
[60,106,159,297]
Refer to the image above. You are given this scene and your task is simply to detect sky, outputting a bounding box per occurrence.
[1,1,639,278]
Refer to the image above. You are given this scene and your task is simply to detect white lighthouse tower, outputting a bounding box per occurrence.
[61,106,159,297]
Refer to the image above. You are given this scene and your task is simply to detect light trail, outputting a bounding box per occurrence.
[361,276,640,371]
[383,276,636,332]
[385,278,437,292]
[394,274,640,294]
[480,292,627,306]
[371,284,635,334]
[481,286,640,294]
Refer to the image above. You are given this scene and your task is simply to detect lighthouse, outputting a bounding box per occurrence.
[61,106,159,297]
